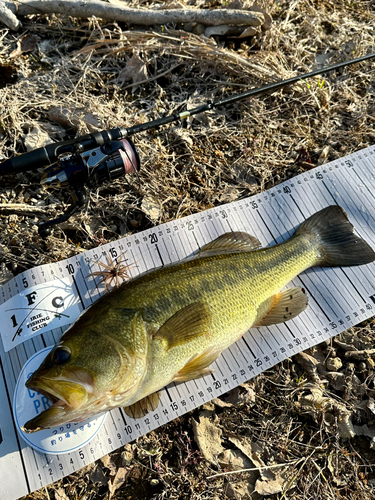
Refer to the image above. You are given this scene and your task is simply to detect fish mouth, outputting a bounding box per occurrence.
[22,374,93,433]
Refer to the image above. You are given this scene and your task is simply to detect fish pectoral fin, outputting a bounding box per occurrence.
[124,391,161,419]
[173,347,222,383]
[152,302,212,351]
[196,232,262,258]
[254,287,308,327]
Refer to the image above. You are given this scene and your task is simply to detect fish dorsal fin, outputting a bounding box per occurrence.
[254,287,308,327]
[152,302,212,351]
[124,392,161,419]
[173,347,222,383]
[197,232,262,258]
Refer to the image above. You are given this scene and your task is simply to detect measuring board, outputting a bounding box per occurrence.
[1,145,375,500]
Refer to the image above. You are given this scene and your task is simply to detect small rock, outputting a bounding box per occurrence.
[326,357,342,371]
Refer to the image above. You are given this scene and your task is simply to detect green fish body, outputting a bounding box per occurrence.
[23,205,375,432]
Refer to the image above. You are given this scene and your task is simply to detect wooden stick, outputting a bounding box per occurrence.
[0,0,21,30]
[4,0,264,28]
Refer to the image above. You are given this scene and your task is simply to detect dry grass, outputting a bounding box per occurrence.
[1,0,375,498]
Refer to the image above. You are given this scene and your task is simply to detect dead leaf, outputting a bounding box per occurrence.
[368,397,375,415]
[192,410,224,465]
[83,217,102,238]
[238,26,259,37]
[0,262,14,286]
[227,435,289,496]
[47,107,101,132]
[228,0,243,8]
[337,412,356,439]
[141,196,161,221]
[205,25,231,37]
[297,386,356,439]
[223,384,256,406]
[108,467,129,499]
[55,487,69,500]
[121,444,134,466]
[254,471,289,496]
[117,51,148,92]
[90,464,109,486]
[226,481,254,499]
[101,454,117,475]
[249,5,272,31]
[218,448,255,472]
[10,34,38,58]
[211,397,232,408]
[24,126,51,152]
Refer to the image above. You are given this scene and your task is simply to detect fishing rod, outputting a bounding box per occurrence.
[1,51,374,236]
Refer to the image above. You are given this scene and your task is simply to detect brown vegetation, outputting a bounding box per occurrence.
[1,0,375,498]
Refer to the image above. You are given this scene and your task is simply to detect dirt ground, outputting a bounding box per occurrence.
[1,0,375,499]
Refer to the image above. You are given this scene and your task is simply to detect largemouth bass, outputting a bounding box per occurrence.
[23,205,375,432]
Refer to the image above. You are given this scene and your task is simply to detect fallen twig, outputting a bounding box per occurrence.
[0,203,60,214]
[345,348,375,360]
[207,458,304,479]
[4,0,265,29]
[0,0,21,30]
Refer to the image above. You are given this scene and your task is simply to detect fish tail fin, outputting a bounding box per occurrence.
[295,205,375,267]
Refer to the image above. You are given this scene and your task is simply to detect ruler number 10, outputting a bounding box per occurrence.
[66,264,74,275]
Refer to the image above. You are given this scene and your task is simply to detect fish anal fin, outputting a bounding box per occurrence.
[124,391,161,419]
[153,302,212,351]
[197,232,262,258]
[173,347,221,383]
[254,287,308,327]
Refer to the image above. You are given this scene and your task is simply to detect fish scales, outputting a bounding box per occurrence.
[22,205,375,431]
[105,234,316,343]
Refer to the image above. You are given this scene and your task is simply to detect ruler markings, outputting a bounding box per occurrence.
[0,358,31,495]
[306,179,371,305]
[1,147,375,498]
[264,189,339,322]
[289,177,360,320]
[321,170,375,297]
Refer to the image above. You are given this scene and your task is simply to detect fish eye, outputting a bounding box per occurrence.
[52,346,71,365]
